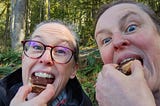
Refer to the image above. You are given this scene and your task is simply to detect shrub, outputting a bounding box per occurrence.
[0,50,21,77]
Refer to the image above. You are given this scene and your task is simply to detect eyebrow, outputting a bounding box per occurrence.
[119,11,142,27]
[95,12,141,38]
[95,29,111,39]
[32,35,75,49]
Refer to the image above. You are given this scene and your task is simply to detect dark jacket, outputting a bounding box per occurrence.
[0,68,92,106]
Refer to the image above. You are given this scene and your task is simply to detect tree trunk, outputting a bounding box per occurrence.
[44,0,50,20]
[10,0,26,50]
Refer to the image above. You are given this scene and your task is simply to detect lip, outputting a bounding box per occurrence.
[30,69,55,77]
[30,70,55,86]
[115,53,143,65]
[31,70,55,78]
[32,71,55,78]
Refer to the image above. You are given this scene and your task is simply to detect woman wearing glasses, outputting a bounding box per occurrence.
[0,21,92,106]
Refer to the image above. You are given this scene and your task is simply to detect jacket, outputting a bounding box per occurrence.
[0,68,92,106]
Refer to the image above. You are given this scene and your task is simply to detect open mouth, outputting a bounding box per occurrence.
[116,57,143,75]
[118,57,143,66]
[29,72,55,93]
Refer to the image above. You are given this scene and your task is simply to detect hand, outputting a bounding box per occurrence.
[10,84,55,106]
[96,60,155,106]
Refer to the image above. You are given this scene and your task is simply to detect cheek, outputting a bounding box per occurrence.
[131,33,157,51]
[57,61,76,79]
[100,46,113,64]
[54,66,72,90]
[63,67,74,77]
[22,57,35,85]
[56,64,69,75]
[22,62,28,85]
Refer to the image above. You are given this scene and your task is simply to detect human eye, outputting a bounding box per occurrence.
[125,24,137,34]
[53,47,71,56]
[32,44,43,50]
[56,49,65,54]
[102,37,112,46]
[27,41,43,52]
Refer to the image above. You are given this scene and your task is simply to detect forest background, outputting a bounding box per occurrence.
[0,0,160,105]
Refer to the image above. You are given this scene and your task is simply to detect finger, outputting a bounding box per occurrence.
[101,64,123,77]
[31,84,55,104]
[131,60,144,77]
[101,64,114,77]
[96,70,104,89]
[97,71,102,80]
[96,73,102,102]
[11,85,32,102]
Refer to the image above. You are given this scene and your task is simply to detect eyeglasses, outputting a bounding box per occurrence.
[21,40,74,64]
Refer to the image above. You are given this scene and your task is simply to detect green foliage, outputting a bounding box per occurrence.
[0,50,21,77]
[77,49,102,105]
[1,0,160,52]
[77,62,101,106]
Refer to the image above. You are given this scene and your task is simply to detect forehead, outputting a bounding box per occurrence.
[97,3,152,25]
[32,23,76,47]
[35,23,70,33]
[33,23,72,39]
[95,3,155,35]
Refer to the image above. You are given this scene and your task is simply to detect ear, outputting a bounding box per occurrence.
[70,63,79,79]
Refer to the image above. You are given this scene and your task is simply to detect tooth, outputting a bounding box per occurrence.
[120,58,134,65]
[35,72,53,78]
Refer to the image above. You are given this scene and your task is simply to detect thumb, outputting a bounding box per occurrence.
[10,85,32,104]
[31,84,55,104]
[131,60,144,77]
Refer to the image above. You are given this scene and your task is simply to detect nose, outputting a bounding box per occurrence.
[39,49,54,65]
[112,33,130,51]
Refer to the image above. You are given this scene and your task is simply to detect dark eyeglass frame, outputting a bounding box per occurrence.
[21,40,75,64]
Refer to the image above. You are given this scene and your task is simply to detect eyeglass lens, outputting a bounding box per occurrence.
[23,40,73,63]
